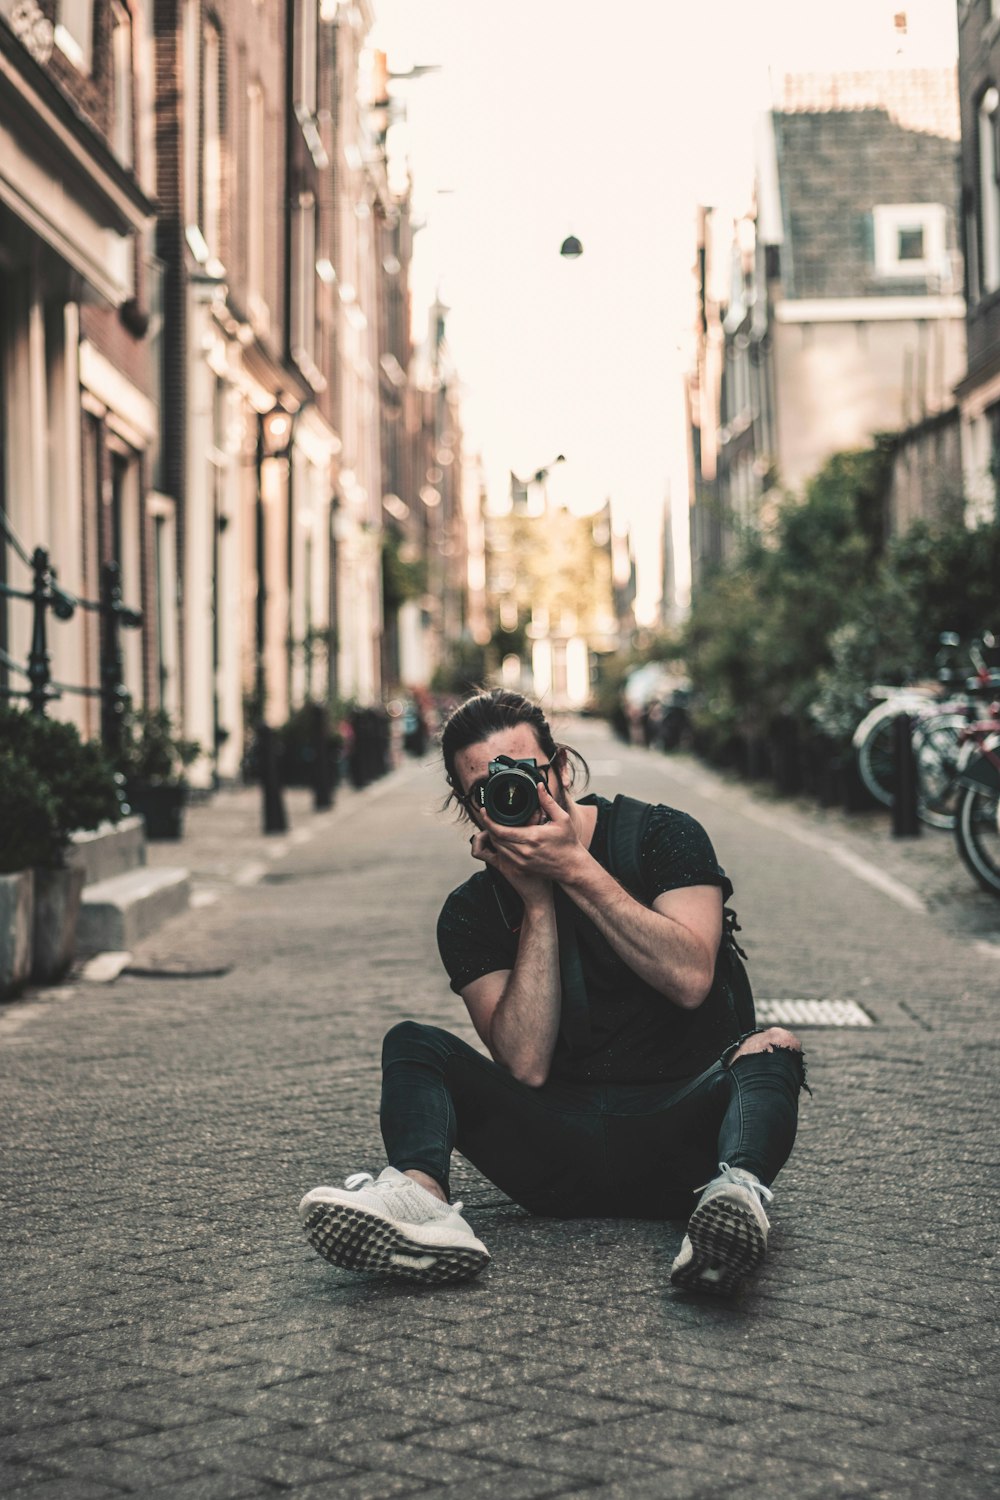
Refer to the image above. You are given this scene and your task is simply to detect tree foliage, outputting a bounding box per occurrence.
[682,445,999,756]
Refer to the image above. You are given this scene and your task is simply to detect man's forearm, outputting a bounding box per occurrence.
[488,899,562,1086]
[561,856,715,1009]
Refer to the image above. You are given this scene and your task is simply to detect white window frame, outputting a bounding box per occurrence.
[246,82,268,330]
[294,0,318,115]
[872,203,947,281]
[291,191,317,361]
[55,0,93,71]
[979,88,1000,296]
[202,19,222,257]
[110,2,134,167]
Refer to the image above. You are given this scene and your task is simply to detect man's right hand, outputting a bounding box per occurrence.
[469,829,552,909]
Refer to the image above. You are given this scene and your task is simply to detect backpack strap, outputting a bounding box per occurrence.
[609,792,755,1033]
[608,794,654,899]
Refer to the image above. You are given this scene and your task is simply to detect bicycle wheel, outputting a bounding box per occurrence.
[955,784,1000,895]
[853,703,899,808]
[913,712,968,831]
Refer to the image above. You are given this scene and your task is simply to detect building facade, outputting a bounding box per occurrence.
[1,0,472,775]
[688,68,967,581]
[956,0,1000,522]
[0,0,157,735]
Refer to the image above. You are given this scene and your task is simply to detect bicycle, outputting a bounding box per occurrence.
[953,696,1000,897]
[853,633,999,831]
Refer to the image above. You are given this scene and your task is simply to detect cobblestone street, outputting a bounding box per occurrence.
[2,718,998,1499]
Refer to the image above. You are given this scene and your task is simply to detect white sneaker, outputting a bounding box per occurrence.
[670,1163,774,1297]
[298,1167,490,1284]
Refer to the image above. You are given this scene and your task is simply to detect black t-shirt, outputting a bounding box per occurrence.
[436,794,741,1084]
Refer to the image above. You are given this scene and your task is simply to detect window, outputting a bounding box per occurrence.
[182,0,199,226]
[897,225,924,261]
[979,88,1000,296]
[110,2,134,166]
[246,82,267,329]
[291,192,316,360]
[872,203,947,280]
[201,20,222,256]
[55,0,93,70]
[294,0,318,115]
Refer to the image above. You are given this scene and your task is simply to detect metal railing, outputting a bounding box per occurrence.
[0,541,142,757]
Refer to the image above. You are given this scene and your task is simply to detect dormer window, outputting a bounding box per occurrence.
[872,203,947,280]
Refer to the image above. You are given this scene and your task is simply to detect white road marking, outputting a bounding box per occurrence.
[756,998,873,1027]
[738,803,927,913]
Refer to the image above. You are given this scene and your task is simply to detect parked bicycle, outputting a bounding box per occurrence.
[953,677,1000,897]
[853,632,1000,831]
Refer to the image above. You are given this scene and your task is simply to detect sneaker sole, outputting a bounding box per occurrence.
[670,1197,766,1296]
[301,1203,490,1285]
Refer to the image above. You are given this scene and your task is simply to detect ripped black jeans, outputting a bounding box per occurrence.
[380,1021,805,1219]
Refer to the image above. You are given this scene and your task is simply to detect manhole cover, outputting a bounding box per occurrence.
[756,999,873,1027]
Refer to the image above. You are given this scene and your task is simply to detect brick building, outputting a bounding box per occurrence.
[688,68,967,581]
[0,0,157,734]
[956,0,1000,522]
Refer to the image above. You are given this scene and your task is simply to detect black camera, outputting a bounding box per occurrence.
[476,756,548,826]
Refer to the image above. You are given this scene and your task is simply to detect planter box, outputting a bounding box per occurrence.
[0,870,34,998]
[128,783,188,841]
[32,865,86,984]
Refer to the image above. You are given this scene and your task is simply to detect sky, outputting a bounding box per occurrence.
[368,1,960,622]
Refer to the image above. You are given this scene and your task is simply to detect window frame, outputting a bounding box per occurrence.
[872,202,948,281]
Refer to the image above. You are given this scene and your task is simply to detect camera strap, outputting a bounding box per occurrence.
[553,887,592,1053]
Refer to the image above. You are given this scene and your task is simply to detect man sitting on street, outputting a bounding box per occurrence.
[299,688,805,1296]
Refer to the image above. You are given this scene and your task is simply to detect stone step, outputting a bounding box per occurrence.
[77,866,190,956]
[69,817,146,886]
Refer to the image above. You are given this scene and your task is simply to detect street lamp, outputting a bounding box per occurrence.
[510,454,566,508]
[559,235,583,259]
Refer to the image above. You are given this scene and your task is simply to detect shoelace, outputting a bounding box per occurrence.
[344,1172,463,1215]
[697,1162,774,1207]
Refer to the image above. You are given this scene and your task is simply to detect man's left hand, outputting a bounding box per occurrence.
[480,780,586,884]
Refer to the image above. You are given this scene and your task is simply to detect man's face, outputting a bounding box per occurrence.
[454,725,569,826]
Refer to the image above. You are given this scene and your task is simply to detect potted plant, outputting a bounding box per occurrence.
[119,709,201,840]
[0,749,53,996]
[0,707,123,984]
[276,700,343,800]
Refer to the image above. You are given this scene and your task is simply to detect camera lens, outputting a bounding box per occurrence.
[482,768,540,826]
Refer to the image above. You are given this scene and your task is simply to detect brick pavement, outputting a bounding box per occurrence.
[2,721,998,1499]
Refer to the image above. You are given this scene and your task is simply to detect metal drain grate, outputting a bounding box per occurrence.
[756,999,873,1027]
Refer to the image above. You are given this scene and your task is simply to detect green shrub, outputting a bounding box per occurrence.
[119,709,201,787]
[0,707,122,862]
[0,747,61,873]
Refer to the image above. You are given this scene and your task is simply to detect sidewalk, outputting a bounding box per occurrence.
[1,723,997,1499]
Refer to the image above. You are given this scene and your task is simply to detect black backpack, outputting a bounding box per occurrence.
[606,794,756,1036]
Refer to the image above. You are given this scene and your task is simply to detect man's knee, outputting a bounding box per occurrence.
[382,1018,430,1066]
[730,1026,802,1061]
[381,1019,457,1069]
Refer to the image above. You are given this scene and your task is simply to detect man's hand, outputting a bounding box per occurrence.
[473,780,586,895]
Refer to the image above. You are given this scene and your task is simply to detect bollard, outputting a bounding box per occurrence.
[891,711,920,838]
[27,547,52,715]
[310,701,334,811]
[257,722,289,834]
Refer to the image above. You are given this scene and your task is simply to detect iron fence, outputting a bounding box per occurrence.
[0,536,142,759]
